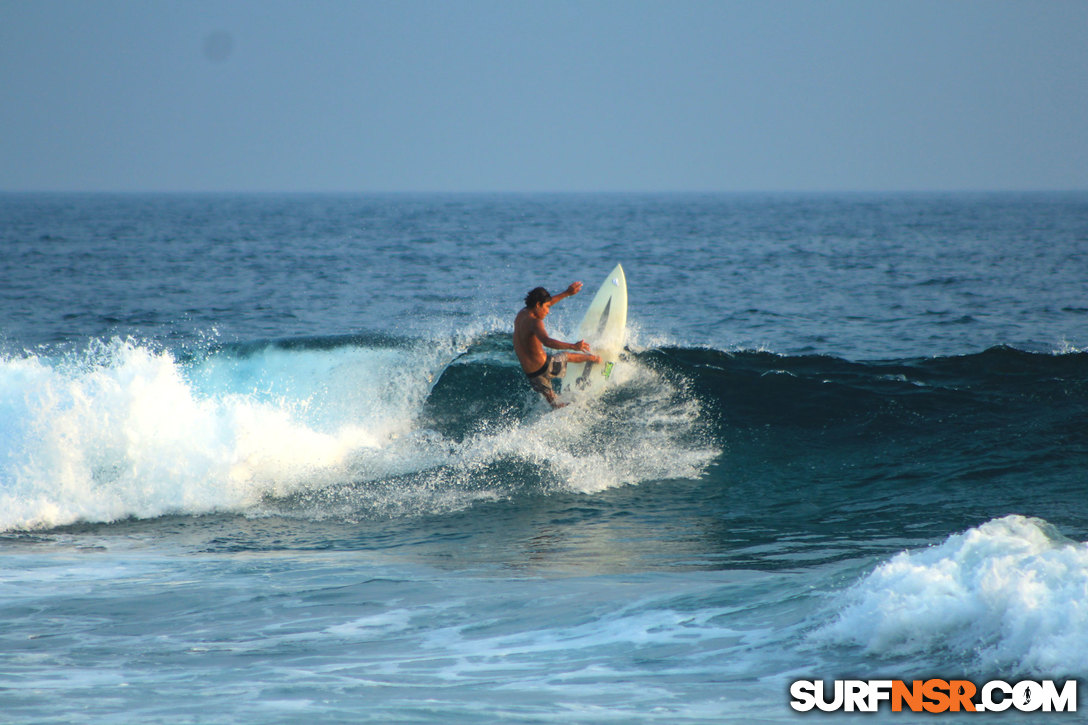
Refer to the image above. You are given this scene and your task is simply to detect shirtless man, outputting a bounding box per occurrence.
[513,282,601,408]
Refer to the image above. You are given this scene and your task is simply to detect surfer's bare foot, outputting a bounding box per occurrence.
[591,355,602,364]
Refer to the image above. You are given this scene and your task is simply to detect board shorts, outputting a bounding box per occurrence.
[526,352,568,397]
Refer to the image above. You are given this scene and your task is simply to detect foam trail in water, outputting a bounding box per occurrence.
[819,515,1088,676]
[517,361,714,494]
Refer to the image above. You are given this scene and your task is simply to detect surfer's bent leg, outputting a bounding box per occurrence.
[527,353,568,408]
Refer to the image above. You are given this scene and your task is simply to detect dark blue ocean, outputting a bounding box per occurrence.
[2,193,1087,722]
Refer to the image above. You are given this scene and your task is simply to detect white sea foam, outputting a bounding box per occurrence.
[0,335,716,531]
[0,338,437,530]
[508,363,714,495]
[1055,339,1087,355]
[820,515,1088,676]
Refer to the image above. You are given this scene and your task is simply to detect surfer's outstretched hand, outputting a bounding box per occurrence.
[573,339,590,352]
[566,281,583,295]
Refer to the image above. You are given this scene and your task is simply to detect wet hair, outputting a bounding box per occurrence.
[524,287,551,308]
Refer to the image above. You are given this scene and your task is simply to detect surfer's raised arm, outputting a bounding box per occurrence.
[547,281,583,305]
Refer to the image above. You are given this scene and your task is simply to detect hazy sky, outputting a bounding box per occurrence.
[2,0,1087,192]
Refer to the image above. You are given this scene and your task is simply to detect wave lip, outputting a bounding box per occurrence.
[820,515,1088,676]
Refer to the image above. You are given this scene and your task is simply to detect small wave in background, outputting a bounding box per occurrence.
[820,515,1088,678]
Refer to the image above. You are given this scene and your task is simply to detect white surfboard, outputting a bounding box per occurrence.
[563,263,627,397]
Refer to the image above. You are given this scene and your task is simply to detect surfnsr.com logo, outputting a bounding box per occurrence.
[790,679,1077,713]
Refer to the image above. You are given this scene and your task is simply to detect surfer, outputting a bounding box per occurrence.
[514,282,601,408]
